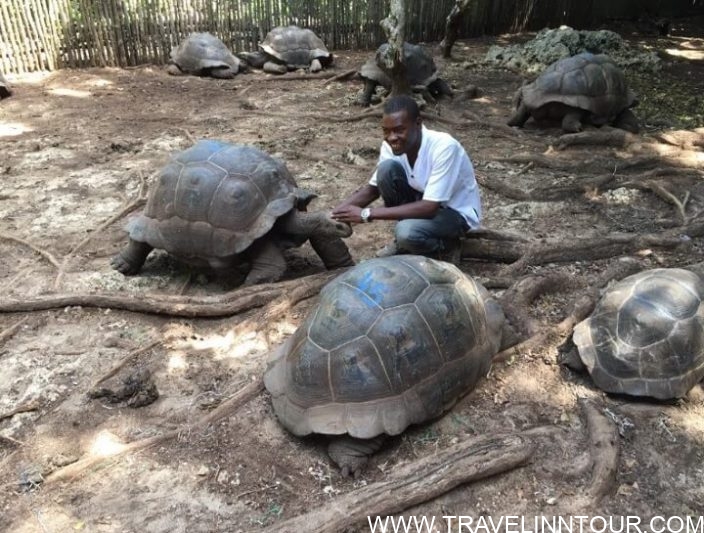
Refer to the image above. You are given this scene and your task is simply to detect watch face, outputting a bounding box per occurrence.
[361,208,370,221]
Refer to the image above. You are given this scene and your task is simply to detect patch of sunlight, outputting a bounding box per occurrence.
[664,48,704,61]
[0,121,33,137]
[89,430,126,457]
[48,87,92,98]
[85,77,113,87]
[167,351,188,372]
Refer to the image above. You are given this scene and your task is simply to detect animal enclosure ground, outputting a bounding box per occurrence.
[1,25,704,532]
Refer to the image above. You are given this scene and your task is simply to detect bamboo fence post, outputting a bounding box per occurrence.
[33,0,59,71]
[1,0,29,72]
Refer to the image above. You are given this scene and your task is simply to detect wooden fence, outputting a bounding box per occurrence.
[0,0,701,73]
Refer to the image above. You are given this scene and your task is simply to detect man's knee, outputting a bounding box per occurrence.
[395,220,437,254]
[376,159,406,185]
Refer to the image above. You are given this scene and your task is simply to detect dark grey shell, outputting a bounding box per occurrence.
[260,26,332,68]
[518,53,636,123]
[264,255,505,439]
[170,32,240,76]
[127,140,299,259]
[573,268,704,399]
[360,42,438,89]
[0,71,11,98]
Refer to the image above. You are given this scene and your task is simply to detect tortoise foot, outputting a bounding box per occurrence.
[111,240,152,275]
[328,435,386,478]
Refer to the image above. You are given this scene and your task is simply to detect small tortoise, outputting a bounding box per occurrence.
[357,42,453,106]
[0,70,11,99]
[507,53,639,133]
[111,140,353,286]
[569,266,704,399]
[167,32,242,79]
[239,25,333,74]
[264,255,506,475]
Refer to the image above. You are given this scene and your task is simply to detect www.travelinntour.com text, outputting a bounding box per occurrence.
[366,515,704,533]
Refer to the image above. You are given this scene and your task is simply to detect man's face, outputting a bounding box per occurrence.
[381,110,421,156]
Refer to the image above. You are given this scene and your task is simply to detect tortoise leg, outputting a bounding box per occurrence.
[561,110,584,133]
[613,108,640,134]
[507,101,531,127]
[327,435,386,478]
[243,239,287,286]
[165,64,184,76]
[428,77,454,99]
[111,239,153,275]
[262,61,287,75]
[309,58,322,73]
[309,236,355,269]
[357,79,377,106]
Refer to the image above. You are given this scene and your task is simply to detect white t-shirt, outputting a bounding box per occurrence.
[369,125,481,229]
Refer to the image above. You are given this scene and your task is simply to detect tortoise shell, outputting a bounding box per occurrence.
[170,32,240,76]
[360,42,438,89]
[127,140,299,260]
[260,26,332,69]
[264,255,505,439]
[518,53,636,124]
[573,268,704,399]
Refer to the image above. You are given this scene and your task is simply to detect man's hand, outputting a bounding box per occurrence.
[331,205,365,224]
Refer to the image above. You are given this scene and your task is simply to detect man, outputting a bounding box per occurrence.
[331,95,481,261]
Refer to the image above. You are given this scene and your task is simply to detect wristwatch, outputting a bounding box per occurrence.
[360,207,372,223]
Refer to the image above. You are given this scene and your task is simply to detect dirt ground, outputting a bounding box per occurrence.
[1,22,704,533]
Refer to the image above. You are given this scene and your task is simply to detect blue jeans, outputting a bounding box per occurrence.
[376,159,468,255]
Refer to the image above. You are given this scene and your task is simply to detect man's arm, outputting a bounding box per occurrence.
[331,184,380,224]
[366,200,439,221]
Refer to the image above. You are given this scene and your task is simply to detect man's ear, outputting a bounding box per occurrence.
[415,116,423,127]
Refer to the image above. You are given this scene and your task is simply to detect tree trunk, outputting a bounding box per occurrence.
[380,0,411,97]
[440,0,472,58]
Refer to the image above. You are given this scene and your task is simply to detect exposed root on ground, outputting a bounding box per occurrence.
[577,399,620,506]
[265,432,538,533]
[0,268,345,317]
[0,316,29,346]
[0,233,61,269]
[493,259,644,363]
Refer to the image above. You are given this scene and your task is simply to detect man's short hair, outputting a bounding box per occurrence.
[383,95,420,121]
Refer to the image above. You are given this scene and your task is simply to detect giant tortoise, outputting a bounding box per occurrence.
[568,266,704,399]
[167,32,242,79]
[0,71,11,99]
[507,53,639,133]
[111,140,353,286]
[357,42,453,106]
[264,255,506,475]
[239,26,333,74]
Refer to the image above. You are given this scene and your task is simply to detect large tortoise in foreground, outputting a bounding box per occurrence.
[239,26,333,74]
[264,255,506,475]
[167,32,242,79]
[357,42,453,106]
[111,140,353,286]
[569,266,704,399]
[507,53,639,133]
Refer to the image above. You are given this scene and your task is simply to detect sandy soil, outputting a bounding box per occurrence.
[1,26,704,533]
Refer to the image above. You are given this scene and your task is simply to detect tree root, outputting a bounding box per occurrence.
[53,172,149,290]
[0,399,41,422]
[0,268,345,317]
[493,258,643,363]
[578,399,620,506]
[496,226,696,276]
[46,377,265,484]
[556,128,637,150]
[0,233,61,269]
[264,432,537,533]
[499,273,580,337]
[0,316,29,346]
[322,68,358,84]
[89,340,162,392]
